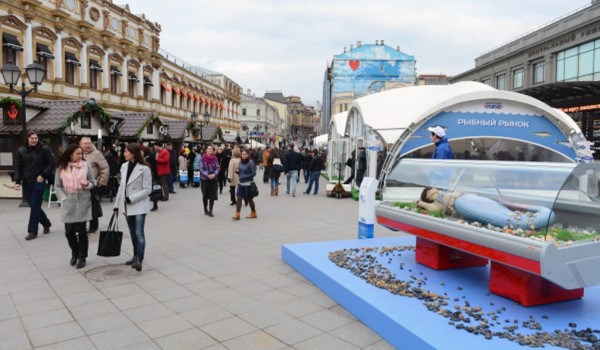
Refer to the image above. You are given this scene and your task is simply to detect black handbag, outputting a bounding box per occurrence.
[250,181,259,197]
[97,213,123,257]
[149,182,164,201]
[90,187,103,218]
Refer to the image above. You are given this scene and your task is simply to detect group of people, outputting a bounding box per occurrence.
[13,134,262,271]
[259,144,325,196]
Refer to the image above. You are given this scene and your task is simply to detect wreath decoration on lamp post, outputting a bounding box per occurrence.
[57,99,114,135]
[0,96,22,109]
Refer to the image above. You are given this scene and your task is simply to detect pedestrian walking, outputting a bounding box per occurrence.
[13,131,55,241]
[428,126,453,159]
[355,146,367,187]
[268,148,282,196]
[283,143,302,197]
[54,143,96,269]
[232,148,257,220]
[114,143,152,272]
[143,146,159,212]
[153,141,170,200]
[80,136,109,233]
[227,147,241,205]
[178,149,188,188]
[262,146,271,183]
[199,145,220,217]
[166,142,177,194]
[304,149,324,195]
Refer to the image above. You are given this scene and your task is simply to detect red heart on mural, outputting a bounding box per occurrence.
[349,60,360,71]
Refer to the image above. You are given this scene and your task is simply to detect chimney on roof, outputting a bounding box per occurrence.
[375,40,379,45]
[380,39,385,46]
[357,41,362,47]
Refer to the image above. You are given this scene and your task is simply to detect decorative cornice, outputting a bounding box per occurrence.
[127,58,140,69]
[63,36,83,49]
[32,25,58,41]
[0,14,28,30]
[50,9,70,21]
[143,64,154,74]
[87,44,105,56]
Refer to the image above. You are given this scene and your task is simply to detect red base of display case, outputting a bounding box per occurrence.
[489,262,584,307]
[415,237,488,270]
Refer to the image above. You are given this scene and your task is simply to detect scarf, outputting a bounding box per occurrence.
[60,160,88,194]
[202,153,218,166]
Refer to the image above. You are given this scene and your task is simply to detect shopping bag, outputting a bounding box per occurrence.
[97,213,123,257]
[193,171,200,184]
[149,182,164,201]
[179,170,188,183]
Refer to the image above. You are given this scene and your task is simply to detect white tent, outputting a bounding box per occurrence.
[314,134,328,148]
[244,139,266,149]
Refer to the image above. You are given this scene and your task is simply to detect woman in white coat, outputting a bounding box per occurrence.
[113,143,152,271]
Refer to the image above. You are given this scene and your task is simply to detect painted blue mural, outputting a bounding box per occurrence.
[332,44,416,96]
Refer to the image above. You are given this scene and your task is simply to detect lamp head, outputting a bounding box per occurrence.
[190,112,198,123]
[25,61,46,86]
[203,111,211,123]
[1,61,21,86]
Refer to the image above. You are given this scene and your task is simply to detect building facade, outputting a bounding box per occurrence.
[0,0,241,144]
[449,2,600,156]
[321,40,416,134]
[240,92,281,146]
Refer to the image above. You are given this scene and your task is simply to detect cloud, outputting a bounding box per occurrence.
[128,0,591,105]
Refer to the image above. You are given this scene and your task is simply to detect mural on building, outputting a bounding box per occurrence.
[332,44,415,96]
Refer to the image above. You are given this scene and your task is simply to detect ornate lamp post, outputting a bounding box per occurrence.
[1,61,46,207]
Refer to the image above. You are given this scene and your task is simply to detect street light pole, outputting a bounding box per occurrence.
[191,111,211,146]
[2,61,46,207]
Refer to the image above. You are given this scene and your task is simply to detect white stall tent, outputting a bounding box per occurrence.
[313,134,328,148]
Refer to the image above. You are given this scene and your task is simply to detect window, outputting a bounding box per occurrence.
[36,44,54,80]
[481,78,491,86]
[128,72,137,97]
[65,52,80,84]
[513,68,523,89]
[2,33,22,65]
[556,40,600,82]
[143,76,152,100]
[89,60,102,90]
[110,67,121,94]
[147,123,153,134]
[171,91,176,107]
[242,108,246,116]
[532,61,545,84]
[80,112,91,129]
[495,74,506,90]
[257,109,261,116]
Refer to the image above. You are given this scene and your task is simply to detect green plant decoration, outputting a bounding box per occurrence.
[0,96,22,109]
[135,114,164,140]
[57,100,112,134]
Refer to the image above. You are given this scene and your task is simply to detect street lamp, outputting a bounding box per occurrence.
[2,61,46,208]
[191,111,210,144]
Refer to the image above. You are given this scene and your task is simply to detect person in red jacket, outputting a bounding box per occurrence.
[153,141,171,201]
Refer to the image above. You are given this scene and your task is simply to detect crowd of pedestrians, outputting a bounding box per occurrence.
[13,135,326,272]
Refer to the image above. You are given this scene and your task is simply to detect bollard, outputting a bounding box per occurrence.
[358,177,378,239]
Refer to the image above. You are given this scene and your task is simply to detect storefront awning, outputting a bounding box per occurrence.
[143,76,153,86]
[3,33,22,51]
[160,81,171,92]
[65,52,81,66]
[110,67,122,76]
[128,72,138,81]
[89,60,103,72]
[172,87,181,96]
[36,43,54,58]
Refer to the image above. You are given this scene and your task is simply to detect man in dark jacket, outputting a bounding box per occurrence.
[13,131,56,240]
[355,147,367,187]
[166,143,177,194]
[283,144,302,196]
[303,149,323,195]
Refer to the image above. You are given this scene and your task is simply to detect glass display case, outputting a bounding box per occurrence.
[376,159,600,306]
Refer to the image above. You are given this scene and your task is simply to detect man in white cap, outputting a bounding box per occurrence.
[427,126,453,159]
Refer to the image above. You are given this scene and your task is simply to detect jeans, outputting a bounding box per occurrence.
[305,171,320,194]
[270,177,278,190]
[24,181,51,235]
[303,169,309,183]
[286,171,298,194]
[125,214,146,259]
[168,172,175,192]
[65,222,88,258]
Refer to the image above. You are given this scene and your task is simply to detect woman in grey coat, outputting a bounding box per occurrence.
[54,143,96,269]
[114,143,152,272]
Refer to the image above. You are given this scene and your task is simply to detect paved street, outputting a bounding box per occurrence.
[0,179,398,350]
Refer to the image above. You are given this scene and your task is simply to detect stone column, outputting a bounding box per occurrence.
[24,23,33,65]
[54,35,62,80]
[80,43,88,85]
[102,49,109,89]
[138,64,144,97]
[121,58,128,93]
[152,68,159,100]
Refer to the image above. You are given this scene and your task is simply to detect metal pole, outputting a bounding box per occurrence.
[19,82,29,207]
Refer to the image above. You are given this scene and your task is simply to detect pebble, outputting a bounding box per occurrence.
[328,246,598,349]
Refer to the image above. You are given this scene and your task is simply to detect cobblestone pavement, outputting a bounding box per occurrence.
[0,179,399,350]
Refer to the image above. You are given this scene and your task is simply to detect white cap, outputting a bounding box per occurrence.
[428,126,446,138]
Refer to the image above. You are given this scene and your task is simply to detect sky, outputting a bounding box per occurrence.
[128,0,592,106]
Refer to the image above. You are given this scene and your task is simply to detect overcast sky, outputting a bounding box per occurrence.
[128,0,591,105]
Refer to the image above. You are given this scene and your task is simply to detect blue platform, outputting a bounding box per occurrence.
[281,236,600,350]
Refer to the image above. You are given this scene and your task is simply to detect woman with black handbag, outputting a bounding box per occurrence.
[114,143,152,272]
[54,144,96,269]
[232,148,257,220]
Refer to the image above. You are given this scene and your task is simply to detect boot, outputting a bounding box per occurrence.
[76,258,86,269]
[246,211,257,219]
[70,255,77,266]
[131,256,142,271]
[275,187,279,196]
[232,212,240,220]
[208,201,214,217]
[270,188,275,196]
[125,256,136,265]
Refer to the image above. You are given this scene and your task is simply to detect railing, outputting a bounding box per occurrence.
[158,48,220,80]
